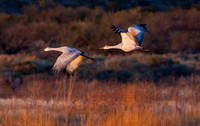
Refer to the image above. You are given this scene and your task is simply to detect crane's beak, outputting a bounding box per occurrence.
[99,46,107,49]
[44,47,48,51]
[40,47,48,53]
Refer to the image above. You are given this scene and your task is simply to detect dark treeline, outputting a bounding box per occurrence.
[1,0,200,13]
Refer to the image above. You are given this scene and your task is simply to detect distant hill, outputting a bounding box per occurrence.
[0,0,200,14]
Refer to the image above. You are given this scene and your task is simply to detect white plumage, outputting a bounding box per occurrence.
[44,46,95,73]
[100,24,148,52]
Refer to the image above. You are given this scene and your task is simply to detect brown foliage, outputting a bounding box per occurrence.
[0,6,200,54]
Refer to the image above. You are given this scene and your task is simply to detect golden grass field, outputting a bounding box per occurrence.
[0,73,200,126]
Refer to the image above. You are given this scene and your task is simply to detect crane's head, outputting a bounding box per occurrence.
[99,45,109,49]
[44,47,50,51]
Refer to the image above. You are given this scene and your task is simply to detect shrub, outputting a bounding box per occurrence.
[1,6,200,54]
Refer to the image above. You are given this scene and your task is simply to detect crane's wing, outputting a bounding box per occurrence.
[128,24,148,46]
[111,25,128,35]
[66,52,95,73]
[121,32,138,46]
[52,50,81,73]
[66,55,84,73]
[134,32,144,46]
[80,53,96,61]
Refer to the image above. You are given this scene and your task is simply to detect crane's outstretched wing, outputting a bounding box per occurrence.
[80,52,96,61]
[66,55,84,73]
[121,32,138,46]
[111,25,127,35]
[134,32,144,46]
[132,24,148,32]
[128,24,148,46]
[52,50,81,73]
[66,52,95,73]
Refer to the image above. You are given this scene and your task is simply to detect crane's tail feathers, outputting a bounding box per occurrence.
[141,48,150,52]
[143,49,150,52]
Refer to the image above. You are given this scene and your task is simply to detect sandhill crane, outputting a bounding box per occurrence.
[100,24,148,52]
[44,46,95,74]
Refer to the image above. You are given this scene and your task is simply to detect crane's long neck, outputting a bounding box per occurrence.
[102,44,122,50]
[45,47,64,53]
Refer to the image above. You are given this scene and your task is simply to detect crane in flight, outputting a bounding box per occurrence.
[44,46,95,74]
[100,24,148,52]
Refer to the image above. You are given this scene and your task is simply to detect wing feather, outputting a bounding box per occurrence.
[66,55,84,73]
[52,50,81,73]
[111,25,127,35]
[134,32,144,46]
[121,32,138,46]
[128,24,148,46]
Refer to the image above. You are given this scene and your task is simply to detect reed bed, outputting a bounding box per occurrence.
[0,74,200,126]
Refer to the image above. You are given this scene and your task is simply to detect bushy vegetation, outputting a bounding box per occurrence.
[1,53,199,85]
[1,0,200,13]
[78,53,199,82]
[0,5,200,55]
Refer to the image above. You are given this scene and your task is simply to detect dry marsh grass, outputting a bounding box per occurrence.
[0,74,200,126]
